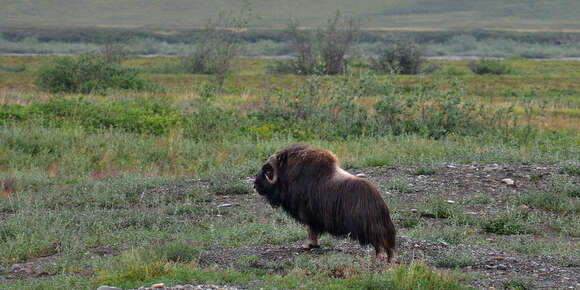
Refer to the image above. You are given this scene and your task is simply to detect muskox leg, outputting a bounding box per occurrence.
[301,225,320,249]
[375,246,396,264]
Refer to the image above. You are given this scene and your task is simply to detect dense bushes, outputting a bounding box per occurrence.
[371,40,424,74]
[468,58,512,75]
[35,55,149,93]
[2,76,531,142]
[277,12,359,75]
[1,98,179,135]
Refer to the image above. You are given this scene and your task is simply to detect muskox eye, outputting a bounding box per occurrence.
[262,164,273,179]
[264,169,273,179]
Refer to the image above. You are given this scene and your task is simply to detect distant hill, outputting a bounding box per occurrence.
[1,0,580,31]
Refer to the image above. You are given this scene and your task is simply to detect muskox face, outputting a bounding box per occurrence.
[254,152,286,197]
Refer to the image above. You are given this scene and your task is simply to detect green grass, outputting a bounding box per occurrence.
[1,55,579,288]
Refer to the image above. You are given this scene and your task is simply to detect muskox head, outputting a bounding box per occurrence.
[254,144,336,205]
[254,144,300,204]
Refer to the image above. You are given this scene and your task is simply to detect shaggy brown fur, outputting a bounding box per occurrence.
[254,144,396,263]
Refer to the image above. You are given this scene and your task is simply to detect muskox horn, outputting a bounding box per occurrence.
[265,155,279,184]
[265,173,277,184]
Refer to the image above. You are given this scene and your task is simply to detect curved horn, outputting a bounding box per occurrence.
[265,173,277,184]
[265,155,279,184]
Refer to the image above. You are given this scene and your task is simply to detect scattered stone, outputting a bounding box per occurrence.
[97,286,122,290]
[485,265,497,270]
[410,208,418,213]
[497,264,507,270]
[446,200,456,204]
[501,178,515,186]
[440,241,449,246]
[151,283,165,288]
[217,203,232,208]
[483,164,499,171]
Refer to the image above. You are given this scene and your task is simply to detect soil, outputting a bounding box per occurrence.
[2,163,579,289]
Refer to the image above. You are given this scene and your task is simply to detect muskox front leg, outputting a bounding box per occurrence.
[302,225,320,249]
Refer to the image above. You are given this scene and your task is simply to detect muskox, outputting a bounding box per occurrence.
[254,144,396,263]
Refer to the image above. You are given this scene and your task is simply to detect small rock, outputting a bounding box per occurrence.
[151,282,165,288]
[217,203,232,208]
[485,265,497,269]
[414,243,420,248]
[173,285,184,289]
[501,178,515,186]
[97,286,122,290]
[446,200,455,204]
[483,164,499,171]
[410,208,418,213]
[355,173,367,178]
[497,264,507,270]
[0,266,4,274]
[183,285,195,290]
[440,241,449,246]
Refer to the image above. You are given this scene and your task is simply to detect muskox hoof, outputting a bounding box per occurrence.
[301,243,320,250]
[376,250,397,264]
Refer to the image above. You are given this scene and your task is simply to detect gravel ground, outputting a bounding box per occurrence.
[2,163,579,289]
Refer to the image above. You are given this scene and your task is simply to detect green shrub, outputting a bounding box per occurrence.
[468,58,512,75]
[504,277,534,290]
[435,251,478,268]
[559,164,580,176]
[387,178,413,193]
[482,210,532,235]
[371,40,424,74]
[552,176,580,198]
[413,165,436,176]
[516,192,567,212]
[208,161,254,195]
[421,195,459,219]
[391,261,462,289]
[399,211,421,228]
[0,64,26,72]
[35,55,148,93]
[5,98,179,135]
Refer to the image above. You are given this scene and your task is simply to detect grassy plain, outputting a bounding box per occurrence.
[0,55,579,288]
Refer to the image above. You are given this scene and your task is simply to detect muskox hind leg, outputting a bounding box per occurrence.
[375,246,397,264]
[302,225,320,249]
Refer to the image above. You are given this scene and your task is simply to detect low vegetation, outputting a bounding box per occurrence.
[468,58,512,75]
[35,54,149,93]
[0,55,579,288]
